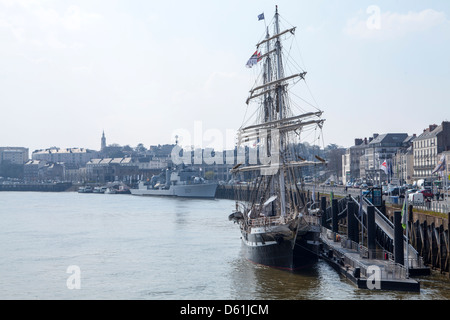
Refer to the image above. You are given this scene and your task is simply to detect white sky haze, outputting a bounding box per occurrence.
[1,0,449,153]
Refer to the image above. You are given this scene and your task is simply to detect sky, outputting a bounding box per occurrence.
[1,0,449,154]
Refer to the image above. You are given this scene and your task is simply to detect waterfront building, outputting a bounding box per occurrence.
[23,160,65,182]
[413,122,450,181]
[32,147,99,166]
[359,133,408,183]
[24,160,47,181]
[392,135,416,185]
[0,147,29,165]
[341,138,369,185]
[86,157,139,183]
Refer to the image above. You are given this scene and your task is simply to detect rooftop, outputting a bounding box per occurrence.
[368,133,408,146]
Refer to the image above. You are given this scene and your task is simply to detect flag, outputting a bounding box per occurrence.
[432,154,446,175]
[380,159,388,175]
[246,51,262,68]
[258,13,265,21]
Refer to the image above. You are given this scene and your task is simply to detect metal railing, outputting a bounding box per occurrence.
[385,196,449,214]
[248,216,286,227]
[247,210,322,228]
[303,214,321,226]
[351,196,426,269]
[321,227,408,280]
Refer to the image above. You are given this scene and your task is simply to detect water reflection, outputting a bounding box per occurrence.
[228,244,450,300]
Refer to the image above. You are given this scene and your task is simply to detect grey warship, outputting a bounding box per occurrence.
[131,167,218,199]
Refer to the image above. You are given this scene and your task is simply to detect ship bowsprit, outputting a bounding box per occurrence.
[229,211,244,223]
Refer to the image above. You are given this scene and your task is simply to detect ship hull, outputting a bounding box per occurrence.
[130,183,218,199]
[241,229,320,271]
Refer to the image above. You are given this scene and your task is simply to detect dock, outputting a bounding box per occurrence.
[319,229,420,292]
[0,182,72,192]
[315,195,431,292]
[216,184,447,279]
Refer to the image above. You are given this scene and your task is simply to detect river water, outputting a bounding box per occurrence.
[0,191,449,300]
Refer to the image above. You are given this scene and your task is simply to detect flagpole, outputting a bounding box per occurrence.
[445,154,448,214]
[405,190,409,278]
[360,189,363,247]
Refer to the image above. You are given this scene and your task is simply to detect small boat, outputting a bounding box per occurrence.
[93,186,107,194]
[104,182,131,195]
[78,186,93,193]
[104,187,116,194]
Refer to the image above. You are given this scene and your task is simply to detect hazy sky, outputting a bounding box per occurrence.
[1,0,449,154]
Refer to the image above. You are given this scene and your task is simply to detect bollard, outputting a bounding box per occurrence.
[332,199,338,234]
[321,196,327,227]
[394,211,404,266]
[347,200,358,243]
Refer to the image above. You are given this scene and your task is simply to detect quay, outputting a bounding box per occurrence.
[0,182,72,192]
[319,229,420,292]
[216,185,440,292]
[316,195,429,292]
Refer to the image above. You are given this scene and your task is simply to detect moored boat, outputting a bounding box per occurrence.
[229,6,327,271]
[131,168,218,199]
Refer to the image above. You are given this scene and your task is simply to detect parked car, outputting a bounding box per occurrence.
[418,189,433,198]
[408,192,424,204]
[383,187,400,196]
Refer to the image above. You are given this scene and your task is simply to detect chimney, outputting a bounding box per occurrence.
[355,138,363,146]
[373,133,379,139]
[429,124,438,132]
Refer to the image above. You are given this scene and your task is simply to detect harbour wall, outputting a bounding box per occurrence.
[0,182,72,192]
[216,184,449,276]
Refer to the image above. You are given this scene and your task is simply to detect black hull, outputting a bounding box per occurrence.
[241,230,319,271]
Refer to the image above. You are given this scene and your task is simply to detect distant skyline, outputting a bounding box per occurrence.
[1,0,449,153]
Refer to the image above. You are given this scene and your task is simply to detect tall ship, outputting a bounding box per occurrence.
[131,167,218,199]
[228,6,327,271]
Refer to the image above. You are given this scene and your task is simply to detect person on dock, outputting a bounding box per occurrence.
[425,197,431,209]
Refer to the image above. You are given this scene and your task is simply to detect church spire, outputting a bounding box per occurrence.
[101,131,106,151]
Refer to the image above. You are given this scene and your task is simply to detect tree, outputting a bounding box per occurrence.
[204,171,215,180]
[136,143,147,153]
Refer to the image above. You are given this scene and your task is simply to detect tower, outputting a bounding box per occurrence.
[101,131,106,151]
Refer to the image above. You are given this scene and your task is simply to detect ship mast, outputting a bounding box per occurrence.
[264,26,275,197]
[233,6,326,218]
[274,5,287,217]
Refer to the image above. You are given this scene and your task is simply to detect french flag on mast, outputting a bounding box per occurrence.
[380,159,389,175]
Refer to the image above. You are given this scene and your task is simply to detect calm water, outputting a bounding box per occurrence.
[0,191,449,300]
